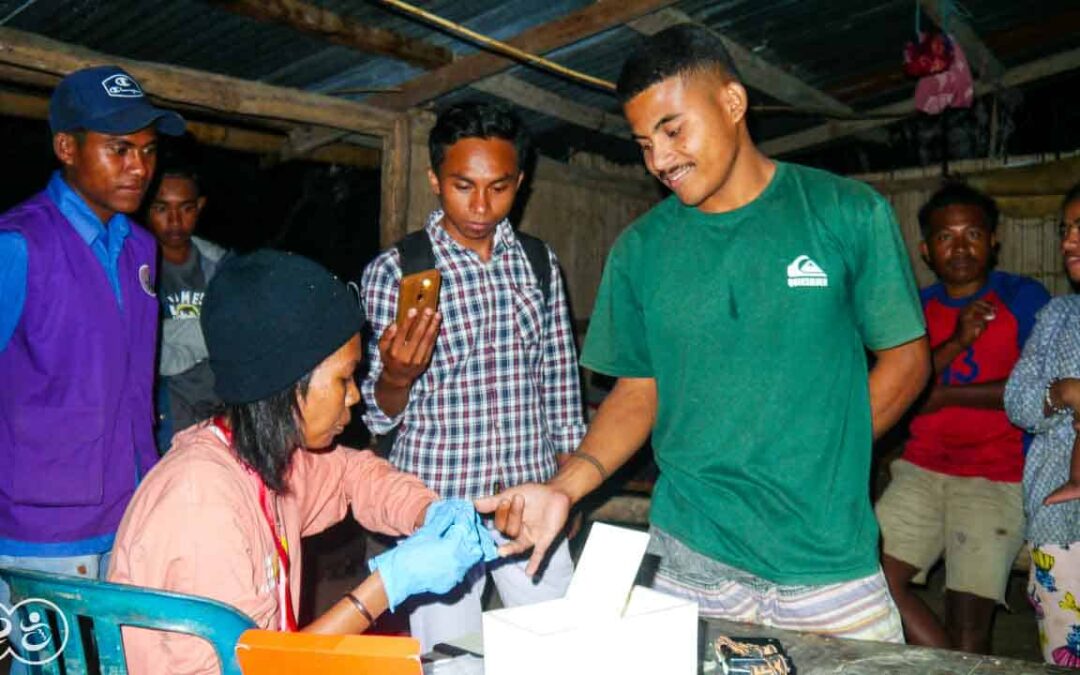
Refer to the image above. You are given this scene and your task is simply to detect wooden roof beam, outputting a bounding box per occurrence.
[760,46,1080,157]
[470,73,628,136]
[240,1,645,158]
[0,27,398,136]
[628,8,853,117]
[0,87,380,167]
[367,0,679,112]
[213,0,453,70]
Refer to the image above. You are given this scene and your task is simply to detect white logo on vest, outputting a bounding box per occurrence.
[0,598,69,666]
[139,264,156,297]
[100,73,144,98]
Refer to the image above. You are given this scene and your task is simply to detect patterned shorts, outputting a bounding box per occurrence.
[647,527,904,644]
[1028,542,1080,667]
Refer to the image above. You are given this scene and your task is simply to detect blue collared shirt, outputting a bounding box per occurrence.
[0,171,131,350]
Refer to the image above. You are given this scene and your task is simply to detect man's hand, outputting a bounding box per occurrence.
[1045,418,1080,505]
[1043,480,1080,505]
[951,299,996,348]
[379,308,441,388]
[1052,379,1080,414]
[919,384,945,415]
[475,483,571,576]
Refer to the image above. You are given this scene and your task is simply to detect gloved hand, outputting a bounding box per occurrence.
[370,500,497,611]
[424,499,499,562]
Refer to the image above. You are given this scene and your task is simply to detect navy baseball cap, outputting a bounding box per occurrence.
[49,65,185,136]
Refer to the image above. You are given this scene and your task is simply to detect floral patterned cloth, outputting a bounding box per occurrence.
[1029,544,1080,667]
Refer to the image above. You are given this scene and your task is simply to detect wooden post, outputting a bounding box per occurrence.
[379,114,411,249]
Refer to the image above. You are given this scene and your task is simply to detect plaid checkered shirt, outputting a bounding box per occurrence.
[360,210,586,499]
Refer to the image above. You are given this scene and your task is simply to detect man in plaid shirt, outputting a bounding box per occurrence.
[360,102,585,651]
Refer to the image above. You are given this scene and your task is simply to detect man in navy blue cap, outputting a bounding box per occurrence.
[0,65,184,666]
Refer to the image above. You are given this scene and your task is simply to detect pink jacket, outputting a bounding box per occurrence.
[108,423,437,674]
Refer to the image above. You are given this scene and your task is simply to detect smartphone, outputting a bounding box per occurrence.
[396,269,441,324]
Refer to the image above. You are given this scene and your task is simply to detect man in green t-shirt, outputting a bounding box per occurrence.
[477,25,929,641]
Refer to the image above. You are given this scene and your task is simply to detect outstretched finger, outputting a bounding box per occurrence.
[378,322,399,354]
[524,534,555,577]
[503,493,524,539]
[403,310,435,362]
[474,494,503,515]
[494,499,511,533]
[400,308,425,344]
[497,538,533,559]
[417,313,442,365]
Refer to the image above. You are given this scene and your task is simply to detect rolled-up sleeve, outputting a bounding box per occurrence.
[540,247,586,454]
[292,445,437,538]
[1005,299,1074,434]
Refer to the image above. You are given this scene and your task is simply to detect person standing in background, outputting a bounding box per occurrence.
[0,65,183,669]
[144,165,229,451]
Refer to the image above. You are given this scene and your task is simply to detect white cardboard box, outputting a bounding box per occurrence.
[482,524,698,675]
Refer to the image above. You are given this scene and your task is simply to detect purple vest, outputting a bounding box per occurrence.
[0,193,159,544]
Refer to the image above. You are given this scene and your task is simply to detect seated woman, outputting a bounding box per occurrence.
[109,249,495,673]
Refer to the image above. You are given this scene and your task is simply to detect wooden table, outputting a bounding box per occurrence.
[702,618,1070,674]
[424,620,1070,674]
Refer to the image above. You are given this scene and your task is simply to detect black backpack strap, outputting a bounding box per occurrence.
[516,232,552,307]
[395,229,437,276]
[378,230,438,456]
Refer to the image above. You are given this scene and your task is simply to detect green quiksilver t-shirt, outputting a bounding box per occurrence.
[581,162,925,585]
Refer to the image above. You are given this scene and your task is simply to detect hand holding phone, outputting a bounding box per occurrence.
[376,270,442,400]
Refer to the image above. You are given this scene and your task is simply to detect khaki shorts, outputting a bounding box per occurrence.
[875,459,1024,603]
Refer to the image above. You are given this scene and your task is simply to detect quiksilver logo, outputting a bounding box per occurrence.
[787,255,828,288]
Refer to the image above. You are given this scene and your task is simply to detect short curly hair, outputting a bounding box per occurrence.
[616,24,740,104]
[428,101,530,173]
[918,182,999,240]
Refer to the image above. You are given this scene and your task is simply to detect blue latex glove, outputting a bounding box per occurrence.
[424,499,499,563]
[370,501,497,611]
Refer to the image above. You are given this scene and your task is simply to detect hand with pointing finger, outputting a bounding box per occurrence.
[475,483,571,576]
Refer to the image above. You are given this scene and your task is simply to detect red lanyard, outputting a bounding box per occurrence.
[212,417,298,632]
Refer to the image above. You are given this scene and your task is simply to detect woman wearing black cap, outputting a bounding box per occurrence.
[108,249,495,674]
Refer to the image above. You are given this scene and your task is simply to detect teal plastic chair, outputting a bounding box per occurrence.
[0,567,256,674]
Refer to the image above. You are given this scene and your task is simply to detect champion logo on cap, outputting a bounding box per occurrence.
[101,73,143,98]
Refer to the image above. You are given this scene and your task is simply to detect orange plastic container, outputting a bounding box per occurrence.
[236,629,422,674]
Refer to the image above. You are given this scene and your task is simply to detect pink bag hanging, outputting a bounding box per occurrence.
[914,36,974,114]
[903,32,954,77]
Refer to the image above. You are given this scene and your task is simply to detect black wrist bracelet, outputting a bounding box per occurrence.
[345,591,375,624]
[570,451,609,481]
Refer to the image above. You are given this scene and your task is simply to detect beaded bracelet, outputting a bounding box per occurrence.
[1046,380,1071,416]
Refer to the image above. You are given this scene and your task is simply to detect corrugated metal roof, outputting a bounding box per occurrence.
[0,0,1075,168]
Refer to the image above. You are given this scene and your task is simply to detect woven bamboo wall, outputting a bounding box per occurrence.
[863,155,1080,296]
[885,189,1070,296]
[515,159,660,321]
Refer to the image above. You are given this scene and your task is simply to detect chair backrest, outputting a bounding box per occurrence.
[0,566,256,675]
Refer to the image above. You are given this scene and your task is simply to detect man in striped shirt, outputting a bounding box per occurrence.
[360,102,585,652]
